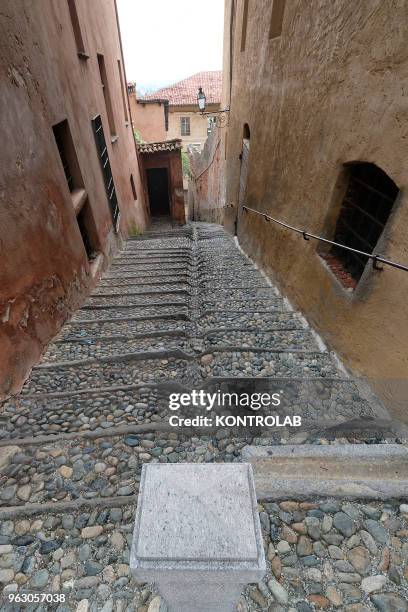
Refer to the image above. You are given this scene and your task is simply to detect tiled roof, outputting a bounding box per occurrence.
[139,71,222,106]
[137,139,182,154]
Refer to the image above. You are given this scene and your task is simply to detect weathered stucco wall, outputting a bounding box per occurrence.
[130,96,167,143]
[188,127,226,223]
[0,0,148,398]
[223,0,408,419]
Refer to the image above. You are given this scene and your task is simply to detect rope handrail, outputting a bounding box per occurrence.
[242,205,408,273]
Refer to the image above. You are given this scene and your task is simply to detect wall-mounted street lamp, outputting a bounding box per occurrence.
[197,87,230,128]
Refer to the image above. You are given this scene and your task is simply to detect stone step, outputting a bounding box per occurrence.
[83,295,189,307]
[201,288,279,300]
[102,272,190,281]
[91,287,190,297]
[0,432,246,509]
[123,246,191,254]
[0,387,164,439]
[56,318,190,341]
[200,269,264,278]
[200,299,285,313]
[72,305,189,322]
[199,311,305,331]
[125,239,193,250]
[201,285,273,293]
[41,334,192,363]
[98,278,190,288]
[115,254,192,262]
[200,278,270,289]
[197,261,252,269]
[23,355,195,395]
[205,329,319,351]
[203,373,392,438]
[110,263,191,276]
[127,235,192,245]
[200,349,338,378]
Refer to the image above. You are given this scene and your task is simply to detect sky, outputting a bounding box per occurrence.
[117,0,224,94]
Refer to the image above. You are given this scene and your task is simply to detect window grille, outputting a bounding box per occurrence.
[323,163,399,286]
[91,114,120,230]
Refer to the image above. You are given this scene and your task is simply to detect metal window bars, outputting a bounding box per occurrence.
[242,205,408,273]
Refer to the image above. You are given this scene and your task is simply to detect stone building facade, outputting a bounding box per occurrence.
[131,72,222,151]
[0,0,148,399]
[188,127,226,223]
[128,92,168,144]
[193,0,408,418]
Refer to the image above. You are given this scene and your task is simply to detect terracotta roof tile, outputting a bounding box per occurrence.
[137,139,182,154]
[139,71,222,106]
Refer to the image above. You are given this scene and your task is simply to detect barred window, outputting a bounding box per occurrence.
[321,162,399,288]
[180,117,190,136]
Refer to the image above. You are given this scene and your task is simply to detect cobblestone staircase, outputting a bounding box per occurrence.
[0,222,407,611]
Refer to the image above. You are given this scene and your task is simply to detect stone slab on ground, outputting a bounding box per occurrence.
[131,463,265,611]
[243,444,408,500]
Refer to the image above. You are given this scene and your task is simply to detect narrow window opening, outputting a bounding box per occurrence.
[269,0,286,39]
[52,119,83,192]
[97,54,117,140]
[180,116,190,136]
[67,0,88,58]
[53,120,100,262]
[117,59,129,123]
[241,0,249,52]
[77,199,100,261]
[130,174,137,200]
[91,114,120,231]
[321,162,399,289]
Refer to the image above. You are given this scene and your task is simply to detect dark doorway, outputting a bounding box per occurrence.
[147,168,170,216]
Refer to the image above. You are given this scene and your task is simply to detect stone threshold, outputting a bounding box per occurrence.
[243,444,408,500]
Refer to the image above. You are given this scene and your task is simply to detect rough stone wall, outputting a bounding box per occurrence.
[222,0,408,419]
[0,0,148,399]
[188,127,226,223]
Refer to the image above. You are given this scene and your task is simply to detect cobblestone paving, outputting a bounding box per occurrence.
[0,221,406,611]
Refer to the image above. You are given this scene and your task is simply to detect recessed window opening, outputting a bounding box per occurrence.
[321,162,399,288]
[180,116,190,136]
[269,0,286,39]
[52,119,83,192]
[130,174,137,200]
[91,114,120,230]
[241,0,249,51]
[67,0,87,57]
[97,54,117,138]
[117,59,129,123]
[76,199,99,261]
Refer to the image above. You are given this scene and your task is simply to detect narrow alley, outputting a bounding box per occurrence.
[1,0,408,610]
[1,223,407,610]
